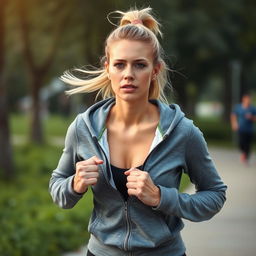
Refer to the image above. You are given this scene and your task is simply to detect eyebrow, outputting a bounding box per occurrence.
[113,58,148,62]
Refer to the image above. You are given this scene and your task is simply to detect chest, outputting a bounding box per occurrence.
[237,107,253,117]
[107,124,158,168]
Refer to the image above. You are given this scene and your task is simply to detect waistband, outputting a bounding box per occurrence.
[88,233,186,256]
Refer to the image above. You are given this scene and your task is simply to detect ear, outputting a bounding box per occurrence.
[152,62,161,78]
[104,61,109,73]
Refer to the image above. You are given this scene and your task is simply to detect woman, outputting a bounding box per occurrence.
[49,7,227,256]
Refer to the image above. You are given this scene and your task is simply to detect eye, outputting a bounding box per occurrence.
[134,63,147,69]
[113,62,125,69]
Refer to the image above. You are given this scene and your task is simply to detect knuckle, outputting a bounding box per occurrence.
[137,189,143,197]
[76,162,81,171]
[138,181,144,188]
[143,172,148,178]
[127,176,132,182]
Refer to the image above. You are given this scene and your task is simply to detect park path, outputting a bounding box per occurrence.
[63,147,256,256]
[182,147,256,256]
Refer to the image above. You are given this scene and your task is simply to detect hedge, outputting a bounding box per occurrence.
[0,144,93,256]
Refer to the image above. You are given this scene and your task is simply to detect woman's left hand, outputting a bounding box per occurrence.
[125,168,160,207]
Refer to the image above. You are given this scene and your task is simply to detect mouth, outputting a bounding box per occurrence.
[121,84,137,89]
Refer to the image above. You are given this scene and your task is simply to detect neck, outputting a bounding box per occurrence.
[110,98,154,126]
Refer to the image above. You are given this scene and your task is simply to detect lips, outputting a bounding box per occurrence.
[121,84,137,89]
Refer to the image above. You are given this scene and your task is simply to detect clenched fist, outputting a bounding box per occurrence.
[73,156,103,194]
[125,168,160,207]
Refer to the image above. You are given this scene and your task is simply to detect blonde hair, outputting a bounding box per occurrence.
[61,7,171,103]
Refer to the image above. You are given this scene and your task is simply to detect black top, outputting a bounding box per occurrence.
[111,164,142,201]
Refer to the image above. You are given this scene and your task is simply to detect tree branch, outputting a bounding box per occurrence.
[17,0,37,74]
[40,2,71,76]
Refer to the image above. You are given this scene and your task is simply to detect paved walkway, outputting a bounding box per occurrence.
[64,147,256,256]
[182,147,256,256]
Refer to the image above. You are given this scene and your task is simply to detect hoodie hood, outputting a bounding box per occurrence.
[81,98,185,139]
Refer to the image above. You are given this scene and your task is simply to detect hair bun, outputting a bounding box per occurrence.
[112,7,162,37]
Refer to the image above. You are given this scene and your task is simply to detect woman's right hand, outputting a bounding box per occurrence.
[73,156,103,194]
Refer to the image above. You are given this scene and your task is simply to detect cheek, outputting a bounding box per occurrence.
[141,72,153,85]
[109,68,121,81]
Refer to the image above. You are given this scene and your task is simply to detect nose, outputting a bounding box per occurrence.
[124,65,134,80]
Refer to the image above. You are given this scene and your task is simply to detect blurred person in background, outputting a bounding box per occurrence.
[231,93,256,164]
[49,7,227,256]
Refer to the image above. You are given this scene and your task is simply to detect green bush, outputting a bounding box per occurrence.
[0,144,93,256]
[194,117,233,146]
[10,114,75,137]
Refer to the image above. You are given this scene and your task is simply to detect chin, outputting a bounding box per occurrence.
[116,93,148,103]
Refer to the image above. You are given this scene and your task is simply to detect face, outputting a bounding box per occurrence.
[105,39,160,102]
[242,95,251,105]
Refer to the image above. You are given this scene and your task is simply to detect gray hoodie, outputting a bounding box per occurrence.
[49,98,227,256]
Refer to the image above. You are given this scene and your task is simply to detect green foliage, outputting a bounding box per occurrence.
[195,118,232,142]
[179,173,191,192]
[194,117,232,144]
[0,144,93,256]
[10,114,75,137]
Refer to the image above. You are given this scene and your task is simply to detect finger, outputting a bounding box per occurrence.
[126,175,138,182]
[127,188,137,196]
[80,156,104,166]
[79,171,99,179]
[124,168,140,176]
[92,156,104,165]
[77,164,99,173]
[85,177,98,186]
[126,181,137,189]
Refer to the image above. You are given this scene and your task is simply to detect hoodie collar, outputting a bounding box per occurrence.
[150,100,185,137]
[81,98,185,139]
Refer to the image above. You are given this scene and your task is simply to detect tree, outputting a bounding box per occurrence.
[16,0,71,143]
[0,0,14,179]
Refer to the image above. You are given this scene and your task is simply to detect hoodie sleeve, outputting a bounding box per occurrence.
[49,117,84,209]
[154,125,227,222]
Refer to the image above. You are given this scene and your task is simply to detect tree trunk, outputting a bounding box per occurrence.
[0,0,14,179]
[30,76,44,144]
[0,85,14,179]
[222,60,232,122]
[17,0,70,144]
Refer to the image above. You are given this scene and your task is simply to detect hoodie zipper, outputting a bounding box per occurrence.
[93,134,169,253]
[124,200,131,251]
[94,136,133,252]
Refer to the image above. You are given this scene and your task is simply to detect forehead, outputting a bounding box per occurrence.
[108,40,153,61]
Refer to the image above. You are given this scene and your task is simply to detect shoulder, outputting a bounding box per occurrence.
[178,116,201,139]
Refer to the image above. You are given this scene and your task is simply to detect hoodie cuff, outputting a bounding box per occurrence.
[152,185,179,213]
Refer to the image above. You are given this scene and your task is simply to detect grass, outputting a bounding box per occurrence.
[10,113,75,137]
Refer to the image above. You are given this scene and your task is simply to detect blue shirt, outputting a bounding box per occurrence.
[233,104,256,133]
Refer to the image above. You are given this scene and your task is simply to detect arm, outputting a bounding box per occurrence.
[154,126,227,222]
[230,112,238,131]
[252,107,256,121]
[49,118,83,209]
